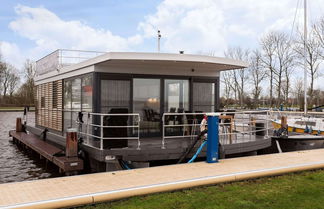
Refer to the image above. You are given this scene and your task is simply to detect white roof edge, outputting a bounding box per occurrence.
[35,52,248,82]
[87,52,249,68]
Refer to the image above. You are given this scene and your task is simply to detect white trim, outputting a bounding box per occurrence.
[35,52,248,84]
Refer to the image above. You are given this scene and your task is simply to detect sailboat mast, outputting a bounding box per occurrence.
[304,0,308,114]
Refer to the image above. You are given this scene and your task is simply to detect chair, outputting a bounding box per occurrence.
[103,108,129,148]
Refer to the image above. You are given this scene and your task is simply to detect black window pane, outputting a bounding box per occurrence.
[193,82,215,112]
[101,80,130,113]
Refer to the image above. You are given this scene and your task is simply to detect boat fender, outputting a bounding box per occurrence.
[40,128,48,141]
[200,115,208,133]
[78,112,84,123]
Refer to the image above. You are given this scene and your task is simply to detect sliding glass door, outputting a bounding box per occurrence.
[164,79,189,113]
[133,78,161,137]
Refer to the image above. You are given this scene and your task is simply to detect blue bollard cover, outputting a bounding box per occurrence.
[206,113,219,163]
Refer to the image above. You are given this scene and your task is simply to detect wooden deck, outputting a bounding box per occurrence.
[2,149,324,209]
[9,130,83,174]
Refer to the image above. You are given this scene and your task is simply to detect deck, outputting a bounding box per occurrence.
[25,125,271,163]
[9,130,83,174]
[1,149,324,209]
[84,134,271,162]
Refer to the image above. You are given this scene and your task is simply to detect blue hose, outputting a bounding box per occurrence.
[121,160,132,170]
[188,140,207,163]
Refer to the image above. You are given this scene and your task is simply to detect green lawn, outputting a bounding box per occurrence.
[0,106,35,111]
[79,169,324,209]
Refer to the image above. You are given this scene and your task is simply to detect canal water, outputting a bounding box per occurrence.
[0,112,60,183]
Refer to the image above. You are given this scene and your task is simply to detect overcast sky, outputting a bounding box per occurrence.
[1,0,324,83]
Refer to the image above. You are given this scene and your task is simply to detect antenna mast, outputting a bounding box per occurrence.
[157,30,161,53]
[303,0,308,114]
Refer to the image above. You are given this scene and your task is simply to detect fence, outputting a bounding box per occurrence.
[162,110,272,149]
[36,49,105,76]
[75,112,140,150]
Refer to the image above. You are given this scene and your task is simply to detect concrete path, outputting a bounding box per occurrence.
[2,149,324,209]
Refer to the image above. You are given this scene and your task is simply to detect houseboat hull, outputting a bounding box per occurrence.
[26,125,271,172]
[272,135,324,152]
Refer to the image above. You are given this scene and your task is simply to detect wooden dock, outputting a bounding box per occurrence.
[2,149,324,209]
[9,130,83,174]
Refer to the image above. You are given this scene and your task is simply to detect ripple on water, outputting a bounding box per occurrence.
[0,112,60,183]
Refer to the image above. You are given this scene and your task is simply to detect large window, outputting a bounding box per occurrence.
[64,74,93,131]
[71,78,81,111]
[133,78,160,136]
[193,82,215,112]
[101,79,130,113]
[164,79,189,113]
[64,80,72,130]
[82,75,93,112]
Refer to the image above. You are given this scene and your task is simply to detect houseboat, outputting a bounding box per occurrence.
[24,49,272,172]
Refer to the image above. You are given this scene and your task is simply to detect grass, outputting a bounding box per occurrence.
[78,169,324,209]
[0,106,35,111]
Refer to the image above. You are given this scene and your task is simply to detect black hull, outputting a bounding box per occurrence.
[272,135,324,152]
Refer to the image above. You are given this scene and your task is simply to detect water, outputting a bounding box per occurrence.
[0,112,60,183]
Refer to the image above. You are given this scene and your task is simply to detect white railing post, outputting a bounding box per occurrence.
[86,113,90,145]
[100,115,103,150]
[266,110,269,138]
[162,114,166,149]
[249,113,252,141]
[137,115,141,150]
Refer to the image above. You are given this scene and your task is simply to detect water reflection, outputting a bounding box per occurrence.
[0,112,60,183]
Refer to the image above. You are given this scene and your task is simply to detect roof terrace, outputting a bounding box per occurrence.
[36,49,105,76]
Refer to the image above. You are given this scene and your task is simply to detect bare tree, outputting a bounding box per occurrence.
[8,72,19,97]
[273,32,295,105]
[314,16,324,58]
[293,78,304,109]
[260,32,277,107]
[250,49,267,101]
[1,63,11,97]
[221,71,234,106]
[294,28,322,105]
[22,59,36,105]
[224,47,250,108]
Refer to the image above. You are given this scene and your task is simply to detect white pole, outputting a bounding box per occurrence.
[304,0,308,115]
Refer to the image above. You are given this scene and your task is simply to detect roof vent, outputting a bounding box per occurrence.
[179,51,184,54]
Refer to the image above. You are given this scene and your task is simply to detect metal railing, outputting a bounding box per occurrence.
[162,110,272,149]
[36,49,105,76]
[75,112,140,150]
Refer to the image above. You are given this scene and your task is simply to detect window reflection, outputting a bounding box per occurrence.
[82,75,93,112]
[164,79,189,113]
[63,74,93,131]
[71,78,81,110]
[133,78,160,136]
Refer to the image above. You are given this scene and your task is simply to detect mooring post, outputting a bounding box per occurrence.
[206,113,220,163]
[16,118,22,132]
[66,128,78,158]
[281,116,287,129]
